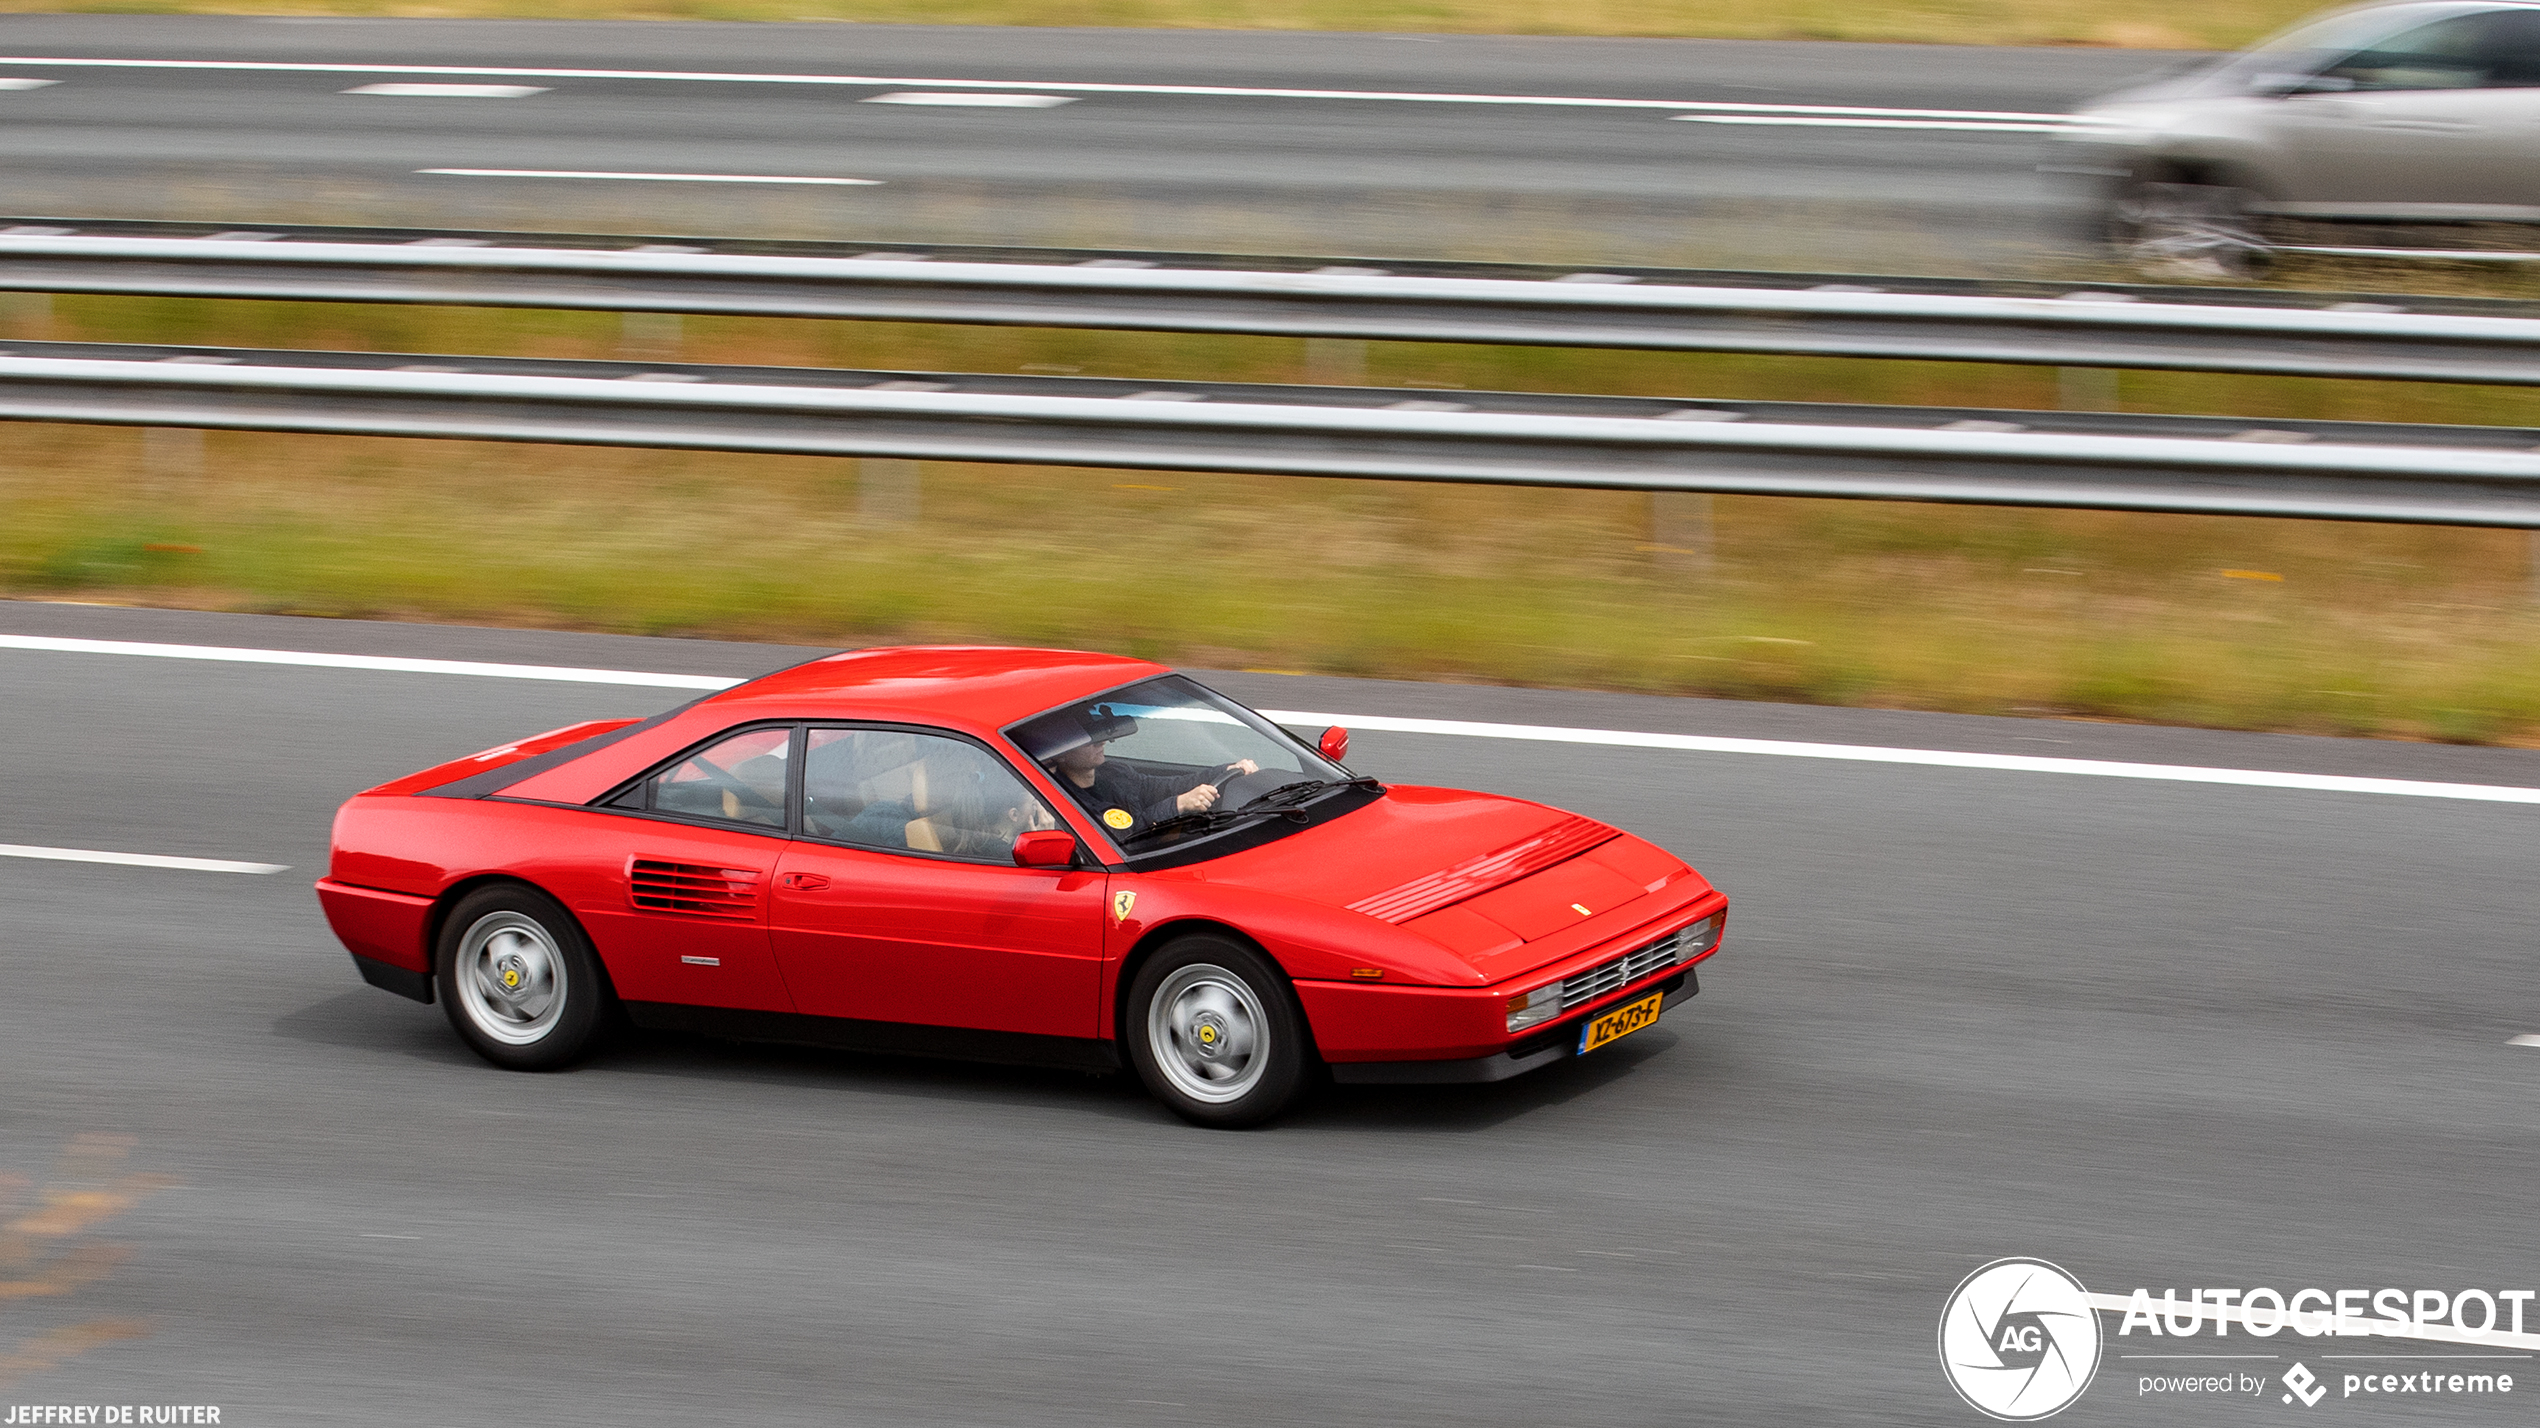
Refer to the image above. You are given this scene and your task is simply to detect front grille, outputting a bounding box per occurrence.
[1509,970,1689,1060]
[1559,927,1688,1011]
[628,858,761,919]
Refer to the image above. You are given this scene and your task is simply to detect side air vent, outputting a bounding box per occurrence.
[628,858,762,919]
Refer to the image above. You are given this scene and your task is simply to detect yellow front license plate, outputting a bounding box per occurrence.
[1577,990,1664,1055]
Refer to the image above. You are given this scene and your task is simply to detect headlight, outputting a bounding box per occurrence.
[1680,910,1725,960]
[1505,981,1565,1033]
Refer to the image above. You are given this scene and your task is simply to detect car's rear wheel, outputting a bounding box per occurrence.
[436,884,608,1071]
[1127,935,1311,1128]
[2109,180,2271,280]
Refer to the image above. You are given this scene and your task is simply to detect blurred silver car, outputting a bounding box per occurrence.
[2061,1,2540,272]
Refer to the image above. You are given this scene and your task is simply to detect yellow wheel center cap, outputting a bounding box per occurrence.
[501,965,522,989]
[1197,1024,1218,1045]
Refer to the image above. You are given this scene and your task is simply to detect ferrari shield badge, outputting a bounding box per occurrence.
[1111,890,1138,925]
[1101,807,1134,830]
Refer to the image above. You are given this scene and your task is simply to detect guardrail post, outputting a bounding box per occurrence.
[858,458,921,528]
[0,291,49,335]
[1647,492,1713,574]
[143,427,203,496]
[2058,367,2121,411]
[1305,338,1367,386]
[618,311,682,360]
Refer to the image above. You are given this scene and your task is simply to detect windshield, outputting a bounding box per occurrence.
[2204,2,2487,90]
[1007,675,1356,856]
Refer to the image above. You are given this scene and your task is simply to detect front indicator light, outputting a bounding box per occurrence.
[1505,981,1564,1033]
[1681,910,1726,960]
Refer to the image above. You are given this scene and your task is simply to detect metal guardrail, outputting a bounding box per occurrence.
[5,219,2540,386]
[11,341,2540,527]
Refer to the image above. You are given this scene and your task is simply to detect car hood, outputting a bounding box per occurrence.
[1191,785,1705,981]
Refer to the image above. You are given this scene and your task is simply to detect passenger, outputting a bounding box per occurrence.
[826,762,1056,857]
[1041,705,1255,835]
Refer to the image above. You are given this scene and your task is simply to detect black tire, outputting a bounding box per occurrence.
[1125,934,1313,1129]
[434,884,610,1071]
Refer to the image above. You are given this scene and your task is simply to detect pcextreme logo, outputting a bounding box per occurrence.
[1938,1259,2104,1421]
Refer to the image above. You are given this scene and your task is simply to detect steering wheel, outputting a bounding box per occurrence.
[1217,766,1299,809]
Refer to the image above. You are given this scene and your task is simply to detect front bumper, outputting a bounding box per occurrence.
[1329,970,1693,1085]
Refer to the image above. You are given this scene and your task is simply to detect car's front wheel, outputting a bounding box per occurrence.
[1126,935,1312,1128]
[436,884,609,1071]
[2107,180,2271,280]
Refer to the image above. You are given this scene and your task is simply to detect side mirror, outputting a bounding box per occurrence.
[1013,830,1079,868]
[1318,726,1350,763]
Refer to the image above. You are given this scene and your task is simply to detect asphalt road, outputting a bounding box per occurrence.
[2,599,2535,1426]
[0,16,2184,273]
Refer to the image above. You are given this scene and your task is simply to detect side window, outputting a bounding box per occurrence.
[801,728,1058,861]
[2318,13,2504,90]
[615,726,793,829]
[2479,10,2540,86]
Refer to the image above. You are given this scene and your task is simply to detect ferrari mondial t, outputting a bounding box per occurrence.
[317,648,1727,1126]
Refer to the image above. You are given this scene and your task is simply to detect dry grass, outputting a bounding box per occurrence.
[0,0,2316,52]
[8,294,2540,743]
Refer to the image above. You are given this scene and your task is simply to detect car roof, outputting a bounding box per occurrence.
[696,645,1170,730]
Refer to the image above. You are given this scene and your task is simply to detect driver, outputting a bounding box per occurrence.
[1042,705,1256,836]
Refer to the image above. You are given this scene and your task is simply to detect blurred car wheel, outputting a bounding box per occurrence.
[2110,180,2274,279]
[437,884,610,1070]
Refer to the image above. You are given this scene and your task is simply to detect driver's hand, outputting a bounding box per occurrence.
[1175,784,1221,814]
[1231,758,1260,776]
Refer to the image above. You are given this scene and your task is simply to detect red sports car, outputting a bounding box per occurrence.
[318,648,1727,1126]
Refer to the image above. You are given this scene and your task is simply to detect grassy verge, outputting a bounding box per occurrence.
[6,294,2540,743]
[0,0,2309,53]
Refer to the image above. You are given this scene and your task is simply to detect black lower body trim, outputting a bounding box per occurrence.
[1330,970,1694,1086]
[351,951,434,1004]
[622,1002,1123,1073]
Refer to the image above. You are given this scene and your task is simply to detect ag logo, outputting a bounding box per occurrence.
[1101,808,1134,830]
[1938,1258,2102,1421]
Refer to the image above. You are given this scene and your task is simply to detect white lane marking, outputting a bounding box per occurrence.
[344,83,551,98]
[0,842,286,874]
[2511,1034,2540,1046]
[1676,114,2069,133]
[416,168,879,185]
[0,78,58,90]
[9,635,2539,806]
[862,91,1077,107]
[0,55,2080,123]
[0,634,738,688]
[1257,709,2540,806]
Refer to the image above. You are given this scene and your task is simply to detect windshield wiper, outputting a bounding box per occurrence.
[1239,776,1384,811]
[1122,804,1308,845]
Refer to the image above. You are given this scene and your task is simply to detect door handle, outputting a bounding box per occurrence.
[779,872,831,891]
